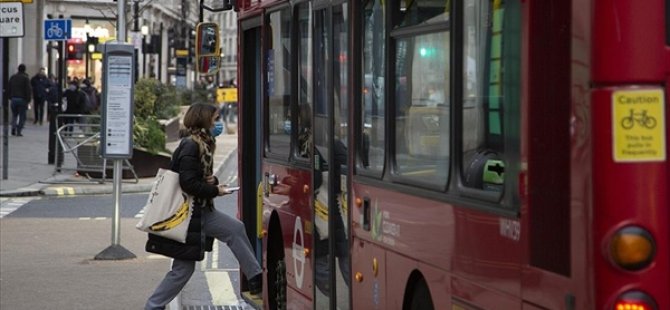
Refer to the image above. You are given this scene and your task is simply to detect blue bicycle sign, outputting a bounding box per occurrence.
[44,19,71,41]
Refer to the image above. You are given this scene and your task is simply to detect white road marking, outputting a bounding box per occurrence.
[206,270,239,306]
[0,197,37,218]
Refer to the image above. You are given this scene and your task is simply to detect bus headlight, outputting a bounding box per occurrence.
[614,290,657,310]
[608,226,655,271]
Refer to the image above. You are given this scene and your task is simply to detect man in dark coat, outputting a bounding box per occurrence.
[7,64,32,136]
[30,67,49,125]
[62,79,89,130]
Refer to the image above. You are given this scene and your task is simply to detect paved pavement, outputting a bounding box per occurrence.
[0,114,248,309]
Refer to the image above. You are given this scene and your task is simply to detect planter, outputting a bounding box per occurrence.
[159,116,181,143]
[76,145,171,179]
[128,147,172,178]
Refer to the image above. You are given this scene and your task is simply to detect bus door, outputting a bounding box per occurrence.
[311,1,351,309]
[239,18,263,295]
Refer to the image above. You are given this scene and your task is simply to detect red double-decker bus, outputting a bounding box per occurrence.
[232,0,669,309]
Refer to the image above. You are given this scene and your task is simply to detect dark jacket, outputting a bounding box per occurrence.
[8,72,32,101]
[63,87,89,114]
[31,73,49,99]
[145,137,217,261]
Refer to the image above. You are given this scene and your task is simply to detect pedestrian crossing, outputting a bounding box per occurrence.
[0,197,36,218]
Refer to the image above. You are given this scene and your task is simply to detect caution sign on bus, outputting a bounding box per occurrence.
[612,89,666,162]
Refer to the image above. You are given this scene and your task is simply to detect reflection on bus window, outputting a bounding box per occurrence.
[359,0,385,176]
[394,30,450,187]
[462,0,506,194]
[267,9,291,157]
[297,3,313,159]
[397,0,449,28]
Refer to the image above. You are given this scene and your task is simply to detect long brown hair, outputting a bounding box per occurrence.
[181,103,218,134]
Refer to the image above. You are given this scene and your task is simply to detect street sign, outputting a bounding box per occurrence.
[101,42,135,159]
[44,19,71,41]
[0,2,24,38]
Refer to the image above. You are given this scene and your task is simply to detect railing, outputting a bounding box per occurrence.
[52,114,138,183]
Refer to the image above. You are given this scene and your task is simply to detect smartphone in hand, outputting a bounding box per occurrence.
[226,186,240,192]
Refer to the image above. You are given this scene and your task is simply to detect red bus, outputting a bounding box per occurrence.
[233,0,669,309]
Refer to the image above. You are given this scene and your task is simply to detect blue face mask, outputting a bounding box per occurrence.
[211,121,224,137]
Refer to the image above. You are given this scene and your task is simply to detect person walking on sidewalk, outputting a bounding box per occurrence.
[144,103,262,310]
[30,67,49,125]
[7,64,32,136]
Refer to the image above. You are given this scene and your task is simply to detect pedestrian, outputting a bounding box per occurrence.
[62,79,89,130]
[80,78,100,113]
[7,64,32,136]
[144,103,262,310]
[45,74,60,121]
[30,67,49,125]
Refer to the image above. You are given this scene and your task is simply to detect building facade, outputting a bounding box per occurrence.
[6,0,202,89]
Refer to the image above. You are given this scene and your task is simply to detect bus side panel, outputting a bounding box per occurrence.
[591,88,669,309]
[262,163,315,306]
[351,184,523,306]
[382,252,450,309]
[592,0,666,82]
[351,239,387,310]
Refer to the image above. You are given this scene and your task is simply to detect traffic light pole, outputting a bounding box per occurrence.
[48,40,65,166]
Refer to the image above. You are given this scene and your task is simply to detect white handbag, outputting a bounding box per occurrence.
[136,168,193,243]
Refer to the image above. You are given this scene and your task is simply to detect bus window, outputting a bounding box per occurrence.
[394,30,450,187]
[397,0,450,27]
[297,2,313,159]
[461,0,508,195]
[359,0,386,176]
[266,8,292,157]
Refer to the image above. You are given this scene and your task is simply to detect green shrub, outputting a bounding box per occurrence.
[133,116,166,155]
[133,78,181,154]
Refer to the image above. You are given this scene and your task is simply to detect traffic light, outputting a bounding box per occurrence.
[66,41,84,60]
[188,27,196,63]
[86,35,99,53]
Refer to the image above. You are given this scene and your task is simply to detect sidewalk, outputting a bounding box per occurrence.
[0,118,238,197]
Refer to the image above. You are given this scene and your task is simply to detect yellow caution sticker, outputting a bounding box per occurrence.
[612,89,666,162]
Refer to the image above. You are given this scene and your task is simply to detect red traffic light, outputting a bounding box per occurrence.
[66,40,84,60]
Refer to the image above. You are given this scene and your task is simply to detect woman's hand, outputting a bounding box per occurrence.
[217,184,232,196]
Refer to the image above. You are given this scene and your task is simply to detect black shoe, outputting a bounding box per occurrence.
[16,132,23,137]
[11,128,16,136]
[248,274,262,295]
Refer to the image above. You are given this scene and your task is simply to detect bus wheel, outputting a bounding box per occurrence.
[409,278,434,310]
[274,259,287,310]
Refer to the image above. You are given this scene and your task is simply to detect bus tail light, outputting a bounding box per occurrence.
[614,291,657,310]
[608,226,655,271]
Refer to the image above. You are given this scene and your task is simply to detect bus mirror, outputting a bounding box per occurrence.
[197,55,221,76]
[196,22,220,75]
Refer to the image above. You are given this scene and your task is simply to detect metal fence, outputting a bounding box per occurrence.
[53,114,138,183]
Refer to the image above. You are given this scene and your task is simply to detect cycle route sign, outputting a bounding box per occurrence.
[44,19,71,41]
[612,88,666,162]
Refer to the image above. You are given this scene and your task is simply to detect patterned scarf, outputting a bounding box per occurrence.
[189,128,216,210]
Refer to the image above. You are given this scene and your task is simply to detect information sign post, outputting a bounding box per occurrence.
[94,41,136,260]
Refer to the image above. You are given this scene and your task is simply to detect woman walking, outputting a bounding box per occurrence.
[145,103,262,310]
